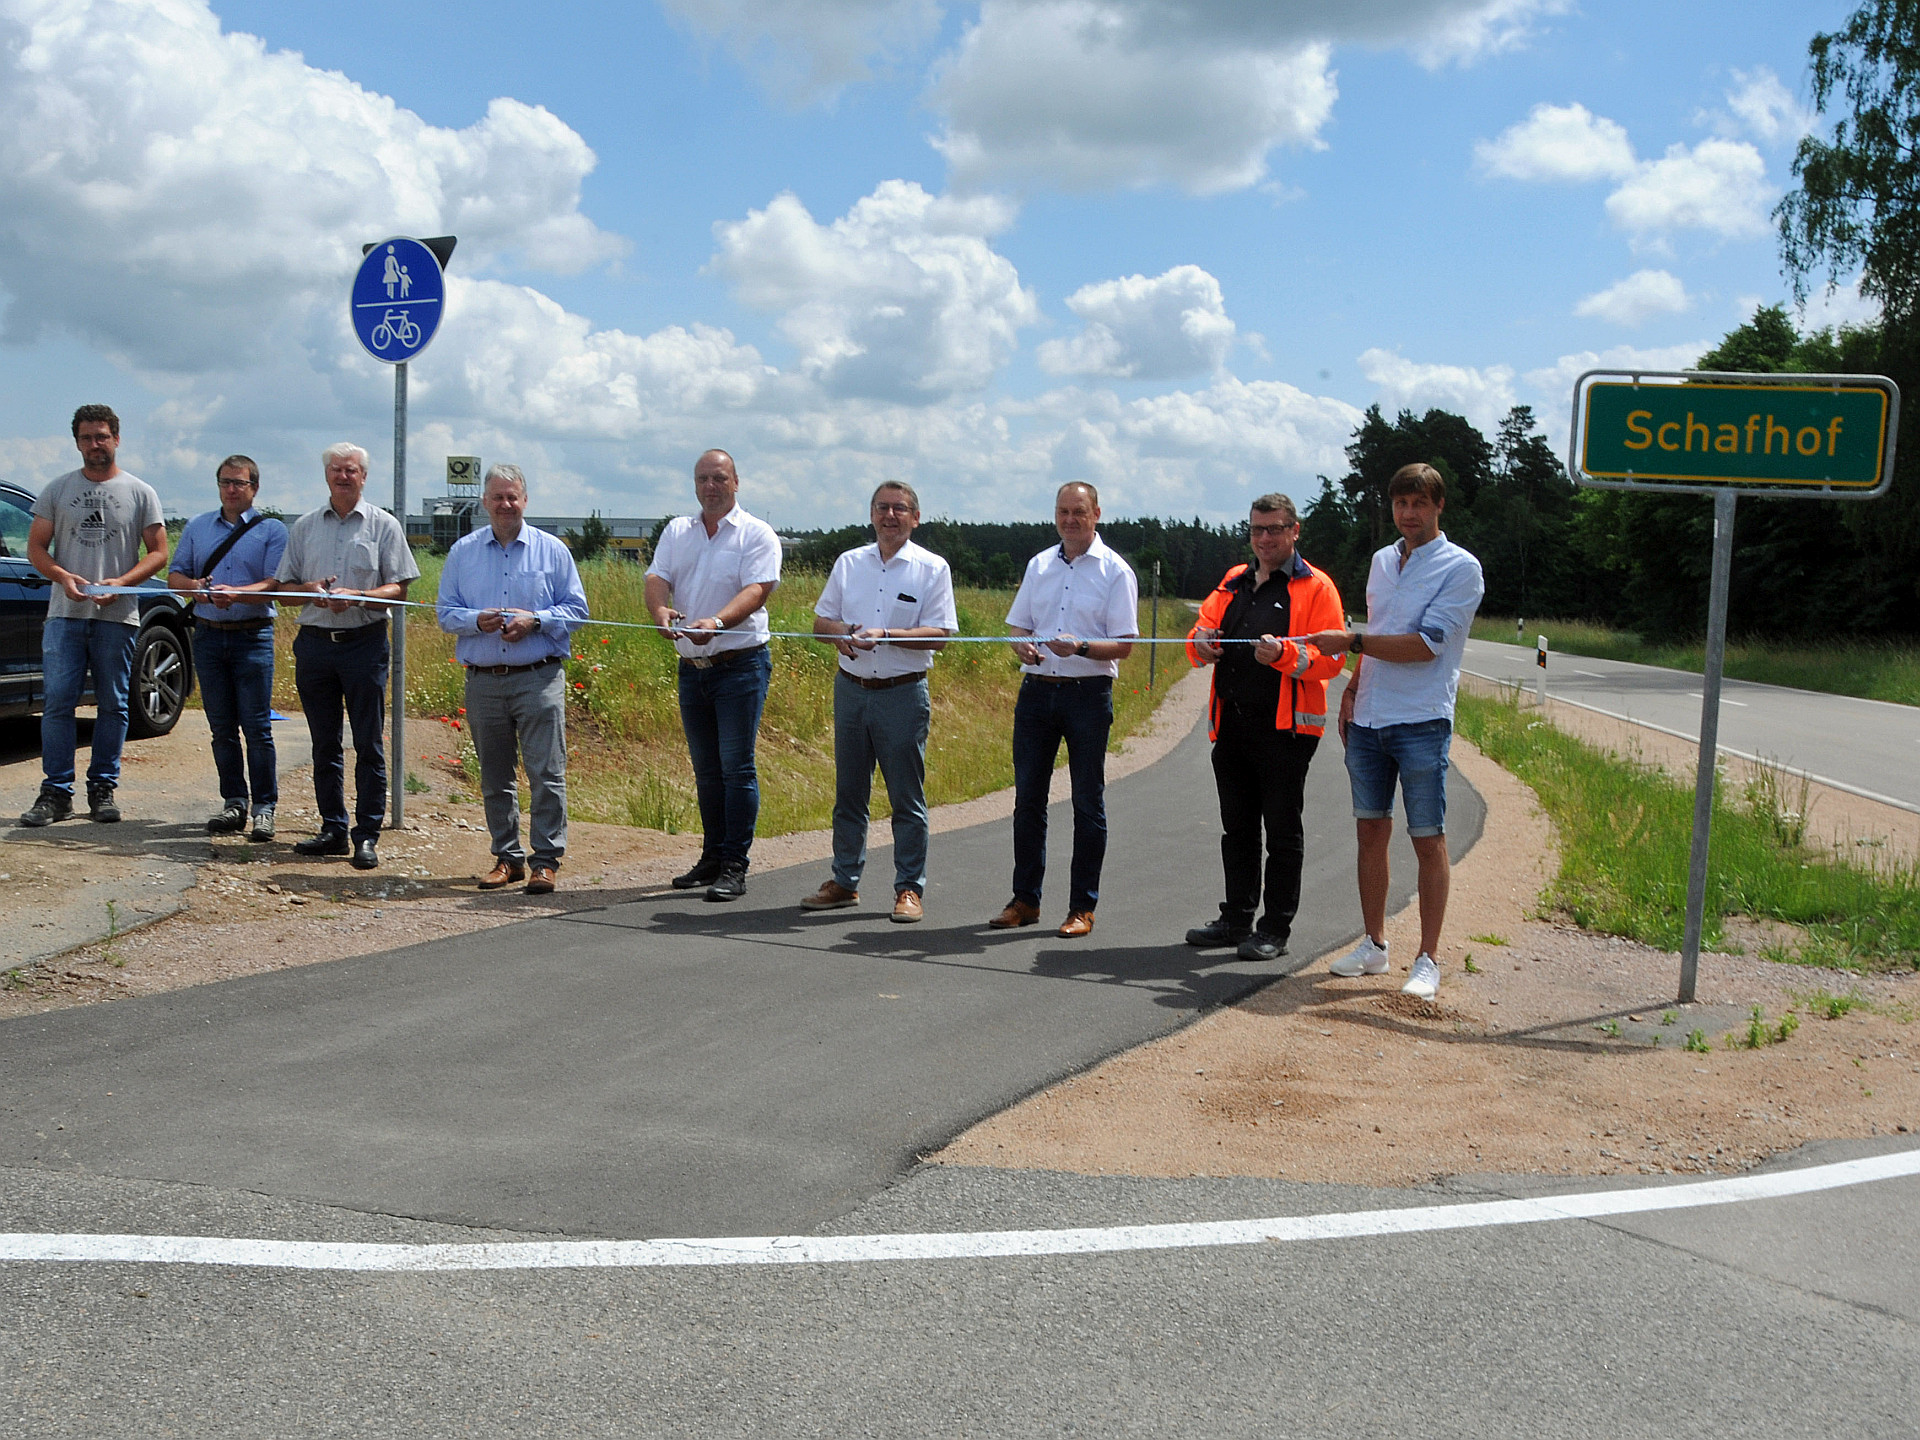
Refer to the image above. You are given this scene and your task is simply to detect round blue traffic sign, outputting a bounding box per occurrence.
[350,237,445,364]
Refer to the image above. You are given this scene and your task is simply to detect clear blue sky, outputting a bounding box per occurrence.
[0,0,1865,528]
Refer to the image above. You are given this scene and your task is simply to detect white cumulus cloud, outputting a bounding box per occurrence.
[1721,66,1810,144]
[930,1,1338,195]
[708,180,1038,401]
[1573,269,1693,327]
[1474,102,1636,182]
[1038,265,1236,379]
[1604,138,1771,241]
[0,0,623,375]
[1358,347,1517,435]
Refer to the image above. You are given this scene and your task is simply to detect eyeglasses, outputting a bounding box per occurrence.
[872,502,915,516]
[1250,522,1297,537]
[216,478,256,488]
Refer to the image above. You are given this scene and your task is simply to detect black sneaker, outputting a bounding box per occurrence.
[671,856,726,890]
[208,799,249,834]
[350,838,379,871]
[1185,918,1252,948]
[18,784,73,827]
[293,829,351,857]
[1236,931,1289,963]
[705,865,748,902]
[87,785,121,823]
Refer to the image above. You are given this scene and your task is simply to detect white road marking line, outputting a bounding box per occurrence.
[4,1150,1916,1273]
[1573,669,1605,678]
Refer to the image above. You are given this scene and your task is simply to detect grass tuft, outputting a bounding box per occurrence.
[1455,687,1920,973]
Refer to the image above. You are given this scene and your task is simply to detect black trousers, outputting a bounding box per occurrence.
[293,623,390,843]
[1210,709,1319,939]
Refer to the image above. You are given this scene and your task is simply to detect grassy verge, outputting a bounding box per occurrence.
[1455,686,1920,973]
[1474,615,1920,707]
[264,552,1188,836]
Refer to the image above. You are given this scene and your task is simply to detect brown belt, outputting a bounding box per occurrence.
[839,670,925,691]
[467,656,565,676]
[196,618,273,632]
[680,643,767,671]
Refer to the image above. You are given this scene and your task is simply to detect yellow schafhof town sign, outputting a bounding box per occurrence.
[1568,369,1899,1006]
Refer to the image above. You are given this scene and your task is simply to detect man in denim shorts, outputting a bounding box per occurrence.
[1307,463,1483,999]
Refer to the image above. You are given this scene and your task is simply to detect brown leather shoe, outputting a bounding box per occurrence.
[479,859,526,890]
[801,878,859,911]
[525,866,557,895]
[1057,910,1096,938]
[891,889,924,924]
[987,899,1040,929]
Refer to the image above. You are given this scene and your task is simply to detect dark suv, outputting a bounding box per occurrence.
[0,480,195,737]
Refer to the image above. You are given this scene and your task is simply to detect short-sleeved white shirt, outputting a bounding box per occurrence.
[276,498,421,630]
[814,539,959,679]
[1005,533,1140,680]
[645,504,783,657]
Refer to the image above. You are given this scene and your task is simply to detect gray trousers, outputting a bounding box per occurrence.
[466,663,568,869]
[831,670,931,896]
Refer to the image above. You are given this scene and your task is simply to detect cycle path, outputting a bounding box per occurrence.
[0,700,1481,1240]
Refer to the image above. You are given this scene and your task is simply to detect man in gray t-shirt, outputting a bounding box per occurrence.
[19,404,168,827]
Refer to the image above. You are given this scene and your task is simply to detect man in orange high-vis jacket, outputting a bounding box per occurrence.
[1183,492,1347,964]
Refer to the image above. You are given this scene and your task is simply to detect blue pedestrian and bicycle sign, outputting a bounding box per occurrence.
[350,236,445,364]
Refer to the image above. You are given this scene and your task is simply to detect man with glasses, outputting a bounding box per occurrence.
[803,481,958,923]
[19,404,167,827]
[276,442,420,871]
[167,456,289,840]
[1184,493,1346,963]
[645,449,783,901]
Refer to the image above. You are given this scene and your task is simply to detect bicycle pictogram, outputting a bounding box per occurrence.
[370,309,422,352]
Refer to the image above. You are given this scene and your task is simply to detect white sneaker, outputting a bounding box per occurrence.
[1402,953,1440,999]
[1330,935,1389,977]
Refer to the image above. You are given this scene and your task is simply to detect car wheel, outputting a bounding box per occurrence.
[127,621,190,738]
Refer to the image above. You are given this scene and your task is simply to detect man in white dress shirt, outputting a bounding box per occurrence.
[990,482,1139,938]
[803,482,959,923]
[644,449,783,901]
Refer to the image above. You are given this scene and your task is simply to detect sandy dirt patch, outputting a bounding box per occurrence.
[937,725,1920,1183]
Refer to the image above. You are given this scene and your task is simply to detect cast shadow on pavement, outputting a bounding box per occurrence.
[561,895,1291,1015]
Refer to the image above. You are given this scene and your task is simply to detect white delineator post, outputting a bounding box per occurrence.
[1535,634,1548,707]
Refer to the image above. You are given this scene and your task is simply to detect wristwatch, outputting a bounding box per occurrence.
[1075,640,1092,658]
[530,615,543,633]
[1350,631,1364,654]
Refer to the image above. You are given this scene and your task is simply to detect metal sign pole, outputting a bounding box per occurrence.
[1678,487,1737,1003]
[391,360,407,831]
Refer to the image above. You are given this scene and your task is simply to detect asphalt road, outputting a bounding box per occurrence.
[1463,637,1920,812]
[0,699,1477,1240]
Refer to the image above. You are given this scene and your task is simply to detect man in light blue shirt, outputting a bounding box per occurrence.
[167,454,289,840]
[437,464,589,895]
[1308,462,1484,1000]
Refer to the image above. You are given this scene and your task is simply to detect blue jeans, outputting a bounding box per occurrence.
[678,647,771,869]
[1345,718,1452,837]
[196,624,277,807]
[1011,675,1113,913]
[293,623,390,842]
[832,671,931,896]
[40,617,137,795]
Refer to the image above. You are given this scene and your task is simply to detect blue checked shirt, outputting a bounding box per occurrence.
[435,522,589,667]
[169,507,289,624]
